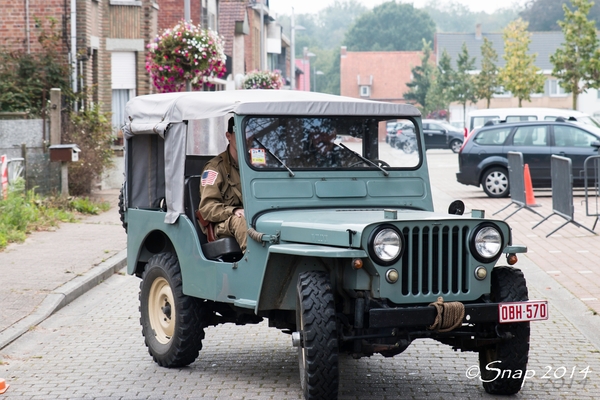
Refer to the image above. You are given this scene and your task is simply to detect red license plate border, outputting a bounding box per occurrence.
[498,300,549,323]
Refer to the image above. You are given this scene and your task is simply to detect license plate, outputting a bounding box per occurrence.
[498,300,548,323]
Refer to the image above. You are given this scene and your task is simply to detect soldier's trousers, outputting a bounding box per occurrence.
[214,215,248,252]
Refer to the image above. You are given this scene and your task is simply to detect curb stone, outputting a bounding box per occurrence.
[0,249,127,350]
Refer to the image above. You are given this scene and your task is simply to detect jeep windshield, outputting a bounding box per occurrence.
[243,117,420,171]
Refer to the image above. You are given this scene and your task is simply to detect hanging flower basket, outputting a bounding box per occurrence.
[242,70,283,90]
[146,21,226,93]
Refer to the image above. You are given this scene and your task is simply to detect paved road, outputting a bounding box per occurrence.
[1,151,600,399]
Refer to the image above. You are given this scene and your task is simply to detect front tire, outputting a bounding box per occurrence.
[401,141,416,154]
[481,167,509,198]
[479,266,530,395]
[296,271,339,400]
[450,139,462,153]
[140,252,206,367]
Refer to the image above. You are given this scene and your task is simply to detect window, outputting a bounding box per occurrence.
[360,85,370,97]
[506,115,537,123]
[512,125,548,146]
[548,79,568,96]
[492,86,511,98]
[554,126,597,147]
[111,52,136,129]
[473,127,511,146]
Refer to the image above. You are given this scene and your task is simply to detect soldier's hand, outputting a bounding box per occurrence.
[234,208,245,218]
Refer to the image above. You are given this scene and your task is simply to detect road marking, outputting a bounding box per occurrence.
[581,298,598,301]
[549,250,561,253]
[526,234,538,237]
[547,271,561,274]
[579,271,593,274]
[577,250,590,253]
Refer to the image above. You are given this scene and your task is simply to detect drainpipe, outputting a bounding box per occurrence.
[70,0,78,110]
[25,0,31,54]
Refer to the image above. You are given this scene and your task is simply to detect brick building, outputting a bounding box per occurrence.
[0,0,158,129]
[339,47,425,103]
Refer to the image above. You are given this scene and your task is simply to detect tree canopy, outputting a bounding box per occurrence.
[550,0,600,109]
[404,40,436,112]
[343,1,435,51]
[475,37,500,109]
[499,19,545,107]
[520,0,600,31]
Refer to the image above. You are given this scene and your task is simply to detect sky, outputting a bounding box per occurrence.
[269,0,527,17]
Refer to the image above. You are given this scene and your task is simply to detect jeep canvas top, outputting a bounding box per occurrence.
[121,90,546,400]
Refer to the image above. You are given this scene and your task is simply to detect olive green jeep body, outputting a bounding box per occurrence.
[121,90,544,399]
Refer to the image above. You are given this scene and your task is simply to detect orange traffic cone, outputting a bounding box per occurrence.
[0,378,9,394]
[524,164,538,207]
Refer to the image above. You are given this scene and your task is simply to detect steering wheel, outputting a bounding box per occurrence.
[373,159,390,168]
[349,159,390,168]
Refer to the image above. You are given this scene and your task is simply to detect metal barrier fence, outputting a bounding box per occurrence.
[532,155,596,237]
[584,155,600,230]
[493,151,544,221]
[0,146,60,194]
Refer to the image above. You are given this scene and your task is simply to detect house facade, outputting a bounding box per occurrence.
[435,26,600,124]
[339,47,425,103]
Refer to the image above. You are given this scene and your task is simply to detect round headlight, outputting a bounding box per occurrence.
[471,225,503,262]
[368,225,403,266]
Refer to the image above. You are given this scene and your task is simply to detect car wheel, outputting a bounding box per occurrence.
[140,252,207,368]
[479,266,530,395]
[481,167,509,198]
[118,185,127,232]
[296,271,339,400]
[450,139,462,153]
[401,141,415,154]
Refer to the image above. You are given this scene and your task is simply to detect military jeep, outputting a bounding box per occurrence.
[121,90,547,399]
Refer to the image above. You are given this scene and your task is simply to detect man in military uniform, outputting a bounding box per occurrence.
[198,118,247,251]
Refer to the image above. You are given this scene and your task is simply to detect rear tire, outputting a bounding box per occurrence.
[481,167,509,198]
[479,266,530,395]
[296,271,339,400]
[140,252,207,368]
[118,185,127,232]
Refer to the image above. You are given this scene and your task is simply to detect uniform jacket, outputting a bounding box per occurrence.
[198,148,243,226]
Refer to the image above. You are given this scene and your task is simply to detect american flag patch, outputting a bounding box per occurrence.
[201,170,219,186]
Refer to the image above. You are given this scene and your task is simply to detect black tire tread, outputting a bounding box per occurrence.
[297,271,339,400]
[480,266,530,395]
[140,252,206,368]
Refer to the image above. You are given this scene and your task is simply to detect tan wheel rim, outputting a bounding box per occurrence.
[148,277,175,344]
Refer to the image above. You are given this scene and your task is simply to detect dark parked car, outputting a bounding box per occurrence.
[387,121,414,148]
[422,119,464,153]
[456,120,600,198]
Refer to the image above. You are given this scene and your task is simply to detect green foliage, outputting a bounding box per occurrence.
[424,0,520,32]
[0,18,71,115]
[0,188,75,251]
[475,38,500,108]
[343,1,435,51]
[550,0,600,109]
[453,43,478,125]
[499,19,545,107]
[425,50,454,116]
[62,105,115,196]
[69,197,110,215]
[520,0,600,31]
[404,40,436,112]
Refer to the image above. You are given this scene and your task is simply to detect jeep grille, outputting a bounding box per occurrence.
[400,225,470,296]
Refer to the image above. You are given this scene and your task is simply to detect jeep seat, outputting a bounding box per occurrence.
[185,175,243,262]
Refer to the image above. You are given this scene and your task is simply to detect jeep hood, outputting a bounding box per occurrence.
[255,209,466,248]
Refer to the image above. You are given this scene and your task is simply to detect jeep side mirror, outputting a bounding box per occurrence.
[448,200,465,215]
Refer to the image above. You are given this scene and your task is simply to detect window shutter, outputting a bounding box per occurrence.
[111,52,136,89]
